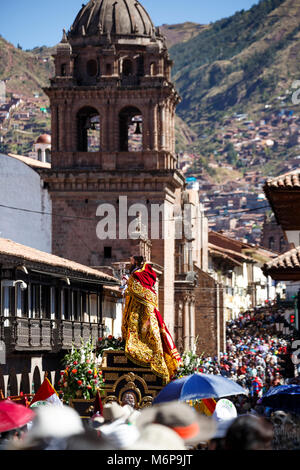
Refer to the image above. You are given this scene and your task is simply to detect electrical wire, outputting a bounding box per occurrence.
[0,202,271,222]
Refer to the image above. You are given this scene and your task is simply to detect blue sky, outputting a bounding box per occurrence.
[0,0,260,50]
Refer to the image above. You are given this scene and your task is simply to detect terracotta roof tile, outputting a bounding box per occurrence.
[265,169,300,189]
[264,246,300,271]
[0,238,118,283]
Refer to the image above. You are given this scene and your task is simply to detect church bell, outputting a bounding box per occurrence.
[134,121,142,135]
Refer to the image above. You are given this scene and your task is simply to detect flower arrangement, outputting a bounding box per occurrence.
[96,335,125,358]
[175,339,204,379]
[58,339,105,403]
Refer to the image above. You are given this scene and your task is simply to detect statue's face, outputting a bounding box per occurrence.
[122,392,136,408]
[129,257,137,273]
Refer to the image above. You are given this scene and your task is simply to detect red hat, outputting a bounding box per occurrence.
[0,400,35,433]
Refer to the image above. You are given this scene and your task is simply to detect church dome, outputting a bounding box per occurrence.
[70,0,155,39]
[36,134,51,145]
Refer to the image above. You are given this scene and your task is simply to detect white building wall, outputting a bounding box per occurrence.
[0,153,51,252]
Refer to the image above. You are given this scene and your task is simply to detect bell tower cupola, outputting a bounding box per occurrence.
[46,0,180,170]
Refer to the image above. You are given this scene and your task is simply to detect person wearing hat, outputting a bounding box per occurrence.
[135,401,216,449]
[0,400,35,450]
[101,402,140,425]
[12,404,85,450]
[208,399,238,451]
[225,415,274,450]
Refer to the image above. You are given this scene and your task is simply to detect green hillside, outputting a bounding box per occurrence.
[160,22,209,48]
[0,36,54,95]
[170,0,300,158]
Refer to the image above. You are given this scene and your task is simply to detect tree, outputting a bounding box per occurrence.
[225,142,238,164]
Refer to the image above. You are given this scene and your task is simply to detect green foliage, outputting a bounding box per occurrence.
[171,0,285,79]
[96,335,125,357]
[225,142,238,164]
[59,339,105,404]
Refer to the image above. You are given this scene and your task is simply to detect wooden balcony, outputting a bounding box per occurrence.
[0,317,104,352]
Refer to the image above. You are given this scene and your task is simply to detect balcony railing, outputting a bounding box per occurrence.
[0,317,104,352]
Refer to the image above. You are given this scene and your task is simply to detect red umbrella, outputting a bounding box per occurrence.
[0,400,35,433]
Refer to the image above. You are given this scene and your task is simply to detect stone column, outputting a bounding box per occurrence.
[58,103,64,152]
[153,103,158,151]
[177,300,184,354]
[143,105,150,151]
[66,102,73,152]
[171,107,176,154]
[183,296,190,351]
[51,105,58,152]
[165,102,170,152]
[189,296,196,350]
[148,101,154,151]
[160,105,166,150]
[111,102,118,152]
[105,100,110,152]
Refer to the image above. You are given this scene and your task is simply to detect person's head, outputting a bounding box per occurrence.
[225,415,274,450]
[130,255,144,272]
[0,425,27,447]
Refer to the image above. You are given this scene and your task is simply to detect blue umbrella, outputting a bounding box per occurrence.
[260,385,300,413]
[153,374,248,404]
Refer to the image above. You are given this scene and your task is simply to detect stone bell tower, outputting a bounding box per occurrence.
[41,0,185,334]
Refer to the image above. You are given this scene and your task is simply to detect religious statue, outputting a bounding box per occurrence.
[122,256,182,384]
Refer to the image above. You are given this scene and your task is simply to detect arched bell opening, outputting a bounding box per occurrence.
[150,62,157,76]
[122,59,134,77]
[45,148,51,163]
[77,106,101,152]
[269,236,275,251]
[119,106,143,152]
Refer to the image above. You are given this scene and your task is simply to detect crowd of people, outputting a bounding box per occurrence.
[198,305,299,412]
[0,398,281,451]
[0,303,299,451]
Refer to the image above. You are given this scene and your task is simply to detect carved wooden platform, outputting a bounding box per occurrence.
[101,350,164,409]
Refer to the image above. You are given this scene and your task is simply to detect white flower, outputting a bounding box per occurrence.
[184,355,190,367]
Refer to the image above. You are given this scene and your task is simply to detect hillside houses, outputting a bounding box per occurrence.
[214,109,300,168]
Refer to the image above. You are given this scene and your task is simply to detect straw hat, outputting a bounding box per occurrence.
[102,402,133,423]
[136,401,216,446]
[126,424,186,450]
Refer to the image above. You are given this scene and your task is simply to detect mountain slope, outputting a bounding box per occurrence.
[160,22,209,48]
[0,36,54,96]
[170,0,300,136]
